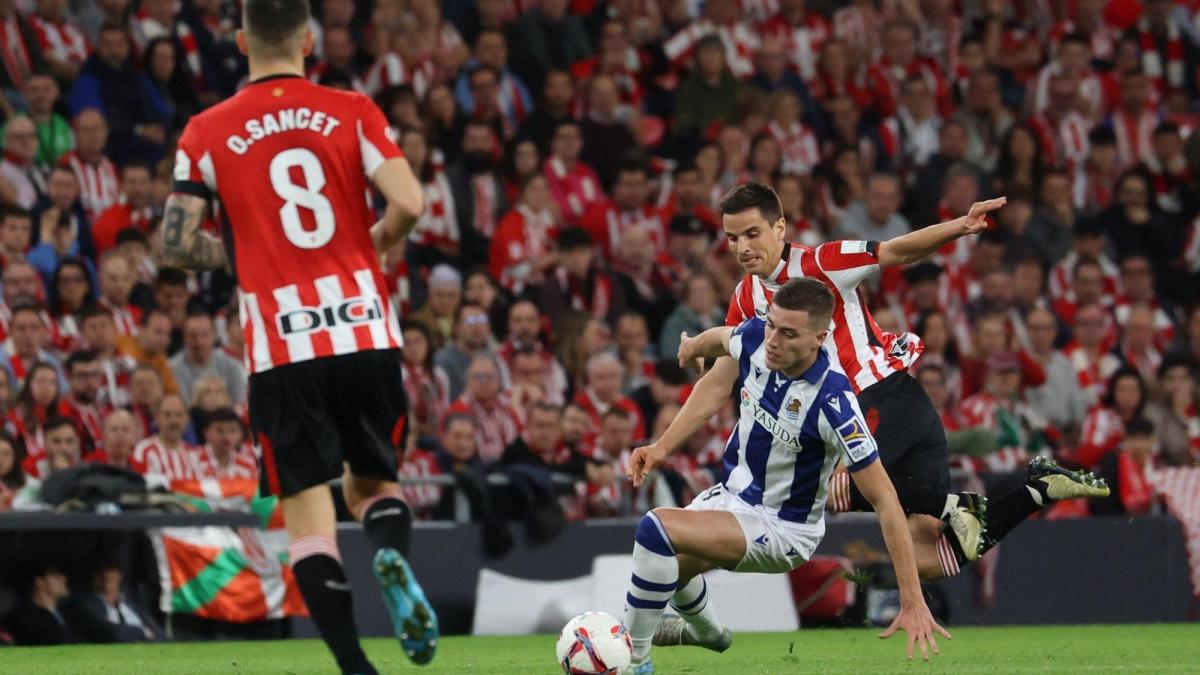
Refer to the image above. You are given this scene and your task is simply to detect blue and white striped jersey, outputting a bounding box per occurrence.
[723,317,880,524]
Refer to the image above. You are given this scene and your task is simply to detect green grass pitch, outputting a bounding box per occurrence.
[6,624,1199,674]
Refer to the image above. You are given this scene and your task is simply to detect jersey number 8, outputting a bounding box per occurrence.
[270,148,335,249]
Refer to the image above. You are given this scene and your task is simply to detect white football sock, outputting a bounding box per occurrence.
[671,575,724,642]
[623,512,678,663]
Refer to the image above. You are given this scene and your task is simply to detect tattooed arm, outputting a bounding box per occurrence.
[158,193,230,272]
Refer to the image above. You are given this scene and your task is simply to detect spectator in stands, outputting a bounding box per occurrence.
[0,205,32,270]
[400,321,450,442]
[95,409,138,469]
[1091,418,1157,517]
[464,268,508,338]
[24,73,72,167]
[410,264,462,351]
[79,305,137,409]
[0,429,26,511]
[127,365,163,438]
[543,120,604,226]
[446,120,508,271]
[0,116,45,209]
[1065,303,1124,406]
[1100,171,1184,300]
[659,273,722,360]
[152,270,189,352]
[66,557,159,643]
[573,351,644,442]
[1053,258,1108,328]
[956,69,1014,173]
[130,393,191,486]
[194,407,255,481]
[992,123,1045,198]
[115,308,179,394]
[434,302,494,402]
[1024,307,1089,432]
[836,172,909,243]
[91,162,155,255]
[955,351,1054,475]
[59,109,120,224]
[585,407,635,518]
[674,34,740,142]
[629,359,688,436]
[143,37,201,133]
[1076,367,1148,470]
[61,350,105,455]
[579,75,639,192]
[539,227,626,328]
[455,29,531,133]
[1119,305,1164,381]
[446,354,522,465]
[1145,356,1200,467]
[1116,254,1176,347]
[584,161,668,262]
[31,162,93,267]
[507,0,592,92]
[518,69,573,152]
[169,312,245,407]
[69,22,168,165]
[96,251,142,336]
[41,414,82,475]
[1,304,63,386]
[487,172,556,294]
[613,312,654,394]
[1026,170,1080,268]
[916,364,958,432]
[7,562,76,645]
[610,228,673,333]
[499,401,578,474]
[47,258,94,353]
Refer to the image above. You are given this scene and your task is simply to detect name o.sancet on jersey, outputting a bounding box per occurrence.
[173,76,404,375]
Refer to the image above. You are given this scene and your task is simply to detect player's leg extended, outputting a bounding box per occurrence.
[979,456,1110,555]
[623,508,743,670]
[344,474,438,665]
[282,486,378,675]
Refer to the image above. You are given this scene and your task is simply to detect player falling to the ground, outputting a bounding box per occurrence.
[159,0,435,672]
[624,278,949,673]
[649,182,1108,581]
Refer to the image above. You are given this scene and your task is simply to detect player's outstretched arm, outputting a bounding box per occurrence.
[159,193,228,272]
[627,355,738,487]
[875,197,1007,268]
[852,461,952,661]
[677,326,734,371]
[369,157,424,254]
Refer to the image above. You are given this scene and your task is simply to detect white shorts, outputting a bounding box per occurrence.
[685,484,824,574]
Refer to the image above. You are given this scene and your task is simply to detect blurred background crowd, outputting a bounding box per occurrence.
[0,0,1199,643]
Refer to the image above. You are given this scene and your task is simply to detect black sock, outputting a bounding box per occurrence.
[363,497,413,556]
[293,554,377,675]
[848,480,947,518]
[985,485,1041,545]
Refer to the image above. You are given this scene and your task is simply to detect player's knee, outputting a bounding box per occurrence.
[635,510,677,558]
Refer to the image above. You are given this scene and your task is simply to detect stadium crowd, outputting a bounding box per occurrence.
[0,0,1195,548]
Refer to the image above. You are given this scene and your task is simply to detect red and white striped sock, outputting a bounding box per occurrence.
[935,534,961,578]
[289,534,341,565]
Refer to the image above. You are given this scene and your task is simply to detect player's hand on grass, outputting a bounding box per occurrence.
[677,332,705,373]
[962,197,1007,234]
[879,603,951,662]
[627,443,668,488]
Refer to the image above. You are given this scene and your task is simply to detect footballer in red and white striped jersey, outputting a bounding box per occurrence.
[725,241,924,394]
[172,75,404,375]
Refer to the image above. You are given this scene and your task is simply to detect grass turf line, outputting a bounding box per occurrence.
[5,624,1199,674]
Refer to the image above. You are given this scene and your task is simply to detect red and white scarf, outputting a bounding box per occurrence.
[1137,18,1187,93]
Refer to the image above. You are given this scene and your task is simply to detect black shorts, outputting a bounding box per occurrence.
[249,348,408,498]
[854,370,950,501]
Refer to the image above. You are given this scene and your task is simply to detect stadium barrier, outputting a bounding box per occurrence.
[288,512,1194,637]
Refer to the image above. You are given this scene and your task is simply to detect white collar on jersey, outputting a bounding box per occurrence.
[767,242,792,285]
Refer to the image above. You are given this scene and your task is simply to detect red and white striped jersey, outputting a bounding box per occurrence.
[99,297,142,337]
[1110,108,1160,170]
[191,442,259,482]
[1048,251,1121,303]
[173,75,404,374]
[1113,297,1177,349]
[1062,342,1122,407]
[725,241,924,394]
[663,19,759,79]
[397,447,444,518]
[363,52,435,99]
[29,16,89,65]
[955,391,1036,474]
[61,151,120,223]
[1076,405,1124,469]
[130,436,199,486]
[757,12,830,80]
[580,201,670,261]
[765,120,821,176]
[445,393,524,464]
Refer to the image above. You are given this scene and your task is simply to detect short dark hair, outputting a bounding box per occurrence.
[243,0,310,54]
[115,228,148,246]
[43,415,78,437]
[65,350,98,373]
[557,227,593,251]
[771,278,834,328]
[1,204,30,222]
[528,401,562,418]
[718,182,784,224]
[139,307,169,327]
[10,302,41,321]
[77,304,113,325]
[601,406,632,422]
[203,407,243,431]
[442,412,476,432]
[156,267,188,288]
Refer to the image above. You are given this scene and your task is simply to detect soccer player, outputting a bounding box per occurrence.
[158,1,431,672]
[652,182,1108,581]
[623,279,948,673]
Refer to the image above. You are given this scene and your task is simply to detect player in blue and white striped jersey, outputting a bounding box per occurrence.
[621,279,948,674]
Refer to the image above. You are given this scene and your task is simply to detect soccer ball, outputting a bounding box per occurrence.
[555,611,633,675]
